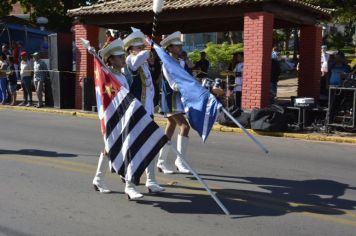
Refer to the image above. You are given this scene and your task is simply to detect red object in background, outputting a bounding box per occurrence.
[12,47,19,64]
[20,51,27,57]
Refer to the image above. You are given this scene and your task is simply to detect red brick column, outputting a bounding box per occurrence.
[298,26,322,99]
[242,12,274,109]
[73,23,99,109]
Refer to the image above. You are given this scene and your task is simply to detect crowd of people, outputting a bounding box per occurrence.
[320,45,353,96]
[0,42,49,107]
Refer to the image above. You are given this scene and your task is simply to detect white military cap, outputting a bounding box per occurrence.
[123,30,145,50]
[99,38,125,63]
[160,31,183,49]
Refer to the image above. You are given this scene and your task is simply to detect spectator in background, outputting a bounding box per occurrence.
[180,51,194,75]
[19,51,33,107]
[2,44,11,56]
[284,52,295,70]
[194,51,210,79]
[0,53,8,104]
[320,45,330,96]
[233,52,244,108]
[272,46,279,59]
[11,41,19,64]
[32,52,48,108]
[16,41,23,55]
[6,55,17,106]
[328,52,350,87]
[270,58,281,104]
[103,30,114,48]
[11,41,20,81]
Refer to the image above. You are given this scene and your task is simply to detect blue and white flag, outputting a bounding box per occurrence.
[153,44,222,142]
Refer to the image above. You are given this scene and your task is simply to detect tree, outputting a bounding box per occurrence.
[0,0,17,18]
[188,42,244,77]
[304,0,356,44]
[304,0,356,23]
[0,0,99,32]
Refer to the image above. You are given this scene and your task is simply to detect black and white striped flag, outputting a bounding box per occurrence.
[94,58,168,185]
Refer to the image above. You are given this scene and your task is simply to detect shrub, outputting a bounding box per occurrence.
[188,42,244,78]
[323,33,346,49]
[350,58,356,69]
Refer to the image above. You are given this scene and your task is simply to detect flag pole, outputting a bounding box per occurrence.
[80,38,111,72]
[170,146,231,216]
[151,0,165,44]
[221,107,269,155]
[80,38,101,61]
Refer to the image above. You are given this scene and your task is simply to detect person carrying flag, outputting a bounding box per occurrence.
[123,29,165,193]
[156,31,191,174]
[92,38,145,200]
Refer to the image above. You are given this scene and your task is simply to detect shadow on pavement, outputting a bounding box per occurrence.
[0,224,34,236]
[136,175,356,217]
[0,149,77,158]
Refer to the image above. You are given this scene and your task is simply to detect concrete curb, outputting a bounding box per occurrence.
[1,105,356,145]
[212,124,356,144]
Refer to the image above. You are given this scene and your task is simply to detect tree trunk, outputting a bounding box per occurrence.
[283,29,292,52]
[228,31,234,45]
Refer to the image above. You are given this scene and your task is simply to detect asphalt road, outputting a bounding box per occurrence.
[0,109,355,236]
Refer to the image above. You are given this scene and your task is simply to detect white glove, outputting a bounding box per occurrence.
[172,83,179,91]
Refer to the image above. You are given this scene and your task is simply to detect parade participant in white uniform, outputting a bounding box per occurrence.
[93,38,143,200]
[123,29,165,193]
[157,31,191,174]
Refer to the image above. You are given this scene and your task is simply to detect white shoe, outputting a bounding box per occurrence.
[146,161,165,193]
[175,162,190,173]
[125,181,143,200]
[93,180,111,193]
[92,152,111,193]
[157,141,174,174]
[175,135,191,174]
[146,183,165,193]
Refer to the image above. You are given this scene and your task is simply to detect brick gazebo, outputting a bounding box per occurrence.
[68,0,331,110]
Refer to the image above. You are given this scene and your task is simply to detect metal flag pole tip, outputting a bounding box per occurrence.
[80,38,90,49]
[153,0,165,13]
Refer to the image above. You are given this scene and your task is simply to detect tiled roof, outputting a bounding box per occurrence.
[67,0,331,17]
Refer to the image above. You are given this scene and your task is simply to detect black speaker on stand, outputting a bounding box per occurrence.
[49,33,75,109]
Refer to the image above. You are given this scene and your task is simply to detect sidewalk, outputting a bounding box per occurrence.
[1,104,356,145]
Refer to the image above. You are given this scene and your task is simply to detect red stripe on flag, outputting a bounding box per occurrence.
[94,58,123,110]
[100,118,106,135]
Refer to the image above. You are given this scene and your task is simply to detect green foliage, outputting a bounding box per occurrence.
[1,0,98,32]
[188,50,200,63]
[303,0,356,24]
[188,42,243,67]
[340,47,356,55]
[188,43,243,78]
[0,0,17,17]
[350,58,356,70]
[273,30,284,47]
[323,32,346,49]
